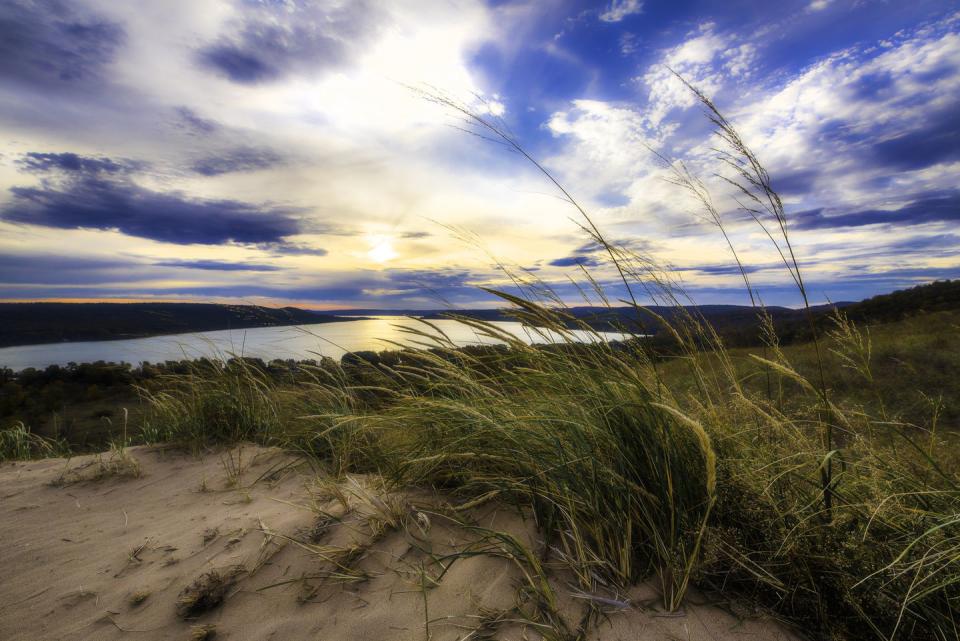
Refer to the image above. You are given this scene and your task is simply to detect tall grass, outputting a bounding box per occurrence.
[133,84,960,640]
[0,421,67,461]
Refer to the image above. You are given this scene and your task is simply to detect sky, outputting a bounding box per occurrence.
[0,0,958,310]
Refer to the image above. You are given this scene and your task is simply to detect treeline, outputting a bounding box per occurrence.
[575,279,960,348]
[0,302,352,347]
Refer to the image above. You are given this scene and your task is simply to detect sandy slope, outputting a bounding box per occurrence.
[0,445,801,641]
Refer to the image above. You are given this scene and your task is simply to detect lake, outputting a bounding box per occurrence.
[0,317,626,371]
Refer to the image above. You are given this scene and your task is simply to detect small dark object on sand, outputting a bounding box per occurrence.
[175,567,244,618]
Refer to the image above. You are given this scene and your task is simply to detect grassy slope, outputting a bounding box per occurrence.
[660,309,960,429]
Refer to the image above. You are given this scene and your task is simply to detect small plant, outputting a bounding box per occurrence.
[51,442,140,486]
[0,422,68,462]
[202,528,219,546]
[176,566,245,619]
[219,446,244,488]
[189,624,216,640]
[129,590,150,607]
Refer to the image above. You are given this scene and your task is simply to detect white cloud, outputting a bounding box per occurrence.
[542,12,960,297]
[640,23,752,125]
[619,32,639,55]
[599,0,643,23]
[546,100,659,194]
[730,21,960,207]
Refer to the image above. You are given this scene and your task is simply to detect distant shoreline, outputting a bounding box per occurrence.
[0,302,368,349]
[0,317,369,350]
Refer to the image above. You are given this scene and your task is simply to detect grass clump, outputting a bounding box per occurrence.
[51,440,141,485]
[138,357,293,447]
[351,331,716,611]
[189,624,217,640]
[129,590,150,607]
[0,421,68,461]
[175,566,245,619]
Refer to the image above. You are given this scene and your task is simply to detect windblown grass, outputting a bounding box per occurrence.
[130,84,960,640]
[0,421,68,461]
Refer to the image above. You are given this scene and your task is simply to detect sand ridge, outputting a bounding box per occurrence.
[1,445,802,640]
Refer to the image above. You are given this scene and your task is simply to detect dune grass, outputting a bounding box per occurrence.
[79,87,960,639]
[0,421,67,462]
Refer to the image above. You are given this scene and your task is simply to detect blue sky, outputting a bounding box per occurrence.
[0,0,957,309]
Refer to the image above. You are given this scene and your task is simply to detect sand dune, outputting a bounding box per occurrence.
[1,446,801,640]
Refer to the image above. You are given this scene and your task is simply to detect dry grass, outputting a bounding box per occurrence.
[189,624,217,641]
[175,566,245,619]
[51,442,141,486]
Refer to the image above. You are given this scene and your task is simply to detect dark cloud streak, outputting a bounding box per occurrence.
[17,151,135,174]
[0,254,153,285]
[175,107,219,136]
[870,106,960,171]
[191,147,283,176]
[3,152,304,245]
[195,0,381,84]
[795,192,960,230]
[154,260,283,272]
[549,255,600,267]
[0,0,124,90]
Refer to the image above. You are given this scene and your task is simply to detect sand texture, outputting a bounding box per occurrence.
[1,445,802,640]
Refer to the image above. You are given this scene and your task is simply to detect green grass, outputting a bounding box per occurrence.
[0,421,68,462]
[660,309,960,433]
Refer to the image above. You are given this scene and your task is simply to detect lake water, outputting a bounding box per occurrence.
[0,317,625,371]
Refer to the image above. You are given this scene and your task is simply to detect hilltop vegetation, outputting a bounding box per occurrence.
[3,289,956,451]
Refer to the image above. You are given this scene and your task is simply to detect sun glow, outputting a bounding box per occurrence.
[367,234,398,263]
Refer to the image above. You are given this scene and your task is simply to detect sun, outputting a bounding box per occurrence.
[366,234,398,263]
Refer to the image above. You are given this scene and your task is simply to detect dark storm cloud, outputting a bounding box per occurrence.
[191,147,283,176]
[3,152,304,245]
[0,0,124,89]
[794,192,960,230]
[196,0,381,84]
[154,260,283,272]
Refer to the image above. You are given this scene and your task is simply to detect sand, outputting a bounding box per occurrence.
[0,445,802,640]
